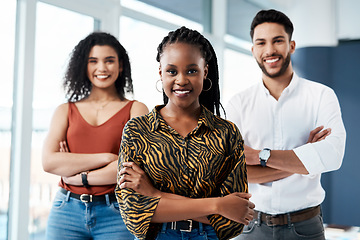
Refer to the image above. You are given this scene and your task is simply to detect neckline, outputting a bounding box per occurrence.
[72,101,132,128]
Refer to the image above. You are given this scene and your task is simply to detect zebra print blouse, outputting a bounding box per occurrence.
[115,105,248,240]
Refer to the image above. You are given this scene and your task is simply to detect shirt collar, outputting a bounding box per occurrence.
[149,105,215,132]
[261,72,300,97]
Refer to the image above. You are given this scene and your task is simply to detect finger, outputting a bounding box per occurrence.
[307,126,324,143]
[63,141,69,152]
[234,192,252,199]
[123,162,144,174]
[59,141,64,152]
[313,128,331,142]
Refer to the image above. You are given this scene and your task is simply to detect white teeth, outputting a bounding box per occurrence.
[96,75,109,79]
[175,90,190,94]
[265,58,279,63]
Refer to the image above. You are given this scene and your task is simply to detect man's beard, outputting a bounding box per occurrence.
[257,53,291,78]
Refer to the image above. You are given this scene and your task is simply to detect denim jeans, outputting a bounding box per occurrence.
[234,214,325,240]
[46,189,133,240]
[154,222,218,240]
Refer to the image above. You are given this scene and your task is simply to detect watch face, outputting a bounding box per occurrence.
[259,149,270,160]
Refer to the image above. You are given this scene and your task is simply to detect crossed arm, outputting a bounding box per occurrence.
[42,101,149,186]
[245,126,331,184]
[118,162,255,225]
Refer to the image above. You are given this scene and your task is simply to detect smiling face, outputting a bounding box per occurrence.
[252,22,295,79]
[159,42,208,111]
[87,45,123,90]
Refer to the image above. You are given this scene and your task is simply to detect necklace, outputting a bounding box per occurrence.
[93,99,113,117]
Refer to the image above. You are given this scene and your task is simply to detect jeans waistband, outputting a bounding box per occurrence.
[60,187,117,203]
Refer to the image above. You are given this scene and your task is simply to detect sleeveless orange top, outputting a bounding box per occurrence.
[59,101,134,195]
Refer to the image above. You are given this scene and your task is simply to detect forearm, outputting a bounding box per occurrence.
[247,165,293,184]
[157,192,211,224]
[267,150,308,175]
[43,152,113,177]
[87,161,117,185]
[151,197,217,223]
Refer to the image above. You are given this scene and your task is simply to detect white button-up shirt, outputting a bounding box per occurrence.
[226,73,346,214]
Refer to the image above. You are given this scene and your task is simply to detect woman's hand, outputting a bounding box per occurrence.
[59,140,69,152]
[217,192,255,225]
[62,173,82,186]
[118,161,161,198]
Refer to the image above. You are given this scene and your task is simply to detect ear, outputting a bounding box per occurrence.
[204,64,209,79]
[251,45,255,57]
[158,65,162,79]
[290,40,296,54]
[119,60,123,73]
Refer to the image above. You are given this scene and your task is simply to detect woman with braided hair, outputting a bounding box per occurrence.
[116,26,254,240]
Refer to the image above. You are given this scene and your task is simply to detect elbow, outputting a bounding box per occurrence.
[42,153,55,174]
[42,160,53,173]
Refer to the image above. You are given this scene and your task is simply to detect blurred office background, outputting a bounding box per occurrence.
[0,0,359,239]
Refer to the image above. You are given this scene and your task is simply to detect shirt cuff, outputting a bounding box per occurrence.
[293,143,325,175]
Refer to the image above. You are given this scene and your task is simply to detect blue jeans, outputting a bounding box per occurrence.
[46,189,133,240]
[153,222,218,240]
[235,214,325,240]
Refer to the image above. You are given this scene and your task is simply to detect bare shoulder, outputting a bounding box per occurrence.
[130,100,149,118]
[53,103,69,118]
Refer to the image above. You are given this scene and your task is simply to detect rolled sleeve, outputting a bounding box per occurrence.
[294,88,346,175]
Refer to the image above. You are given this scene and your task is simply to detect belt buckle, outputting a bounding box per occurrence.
[180,220,193,232]
[265,215,276,227]
[80,194,93,203]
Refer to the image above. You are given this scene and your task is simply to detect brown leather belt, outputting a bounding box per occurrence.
[256,205,321,226]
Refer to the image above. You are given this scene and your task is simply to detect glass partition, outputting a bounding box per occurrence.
[0,1,17,239]
[30,2,94,238]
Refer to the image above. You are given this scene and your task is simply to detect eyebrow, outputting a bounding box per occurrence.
[165,64,199,68]
[88,56,116,60]
[255,35,286,42]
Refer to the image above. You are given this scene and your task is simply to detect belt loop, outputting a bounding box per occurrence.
[287,213,292,228]
[105,194,110,206]
[257,211,261,226]
[65,190,71,202]
[199,222,204,234]
[161,223,167,233]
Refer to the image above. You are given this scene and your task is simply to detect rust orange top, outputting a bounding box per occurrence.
[59,101,134,195]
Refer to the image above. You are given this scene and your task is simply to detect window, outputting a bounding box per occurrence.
[0,1,16,239]
[119,16,170,109]
[29,2,94,237]
[222,49,261,105]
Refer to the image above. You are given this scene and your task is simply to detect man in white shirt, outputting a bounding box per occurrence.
[226,9,346,240]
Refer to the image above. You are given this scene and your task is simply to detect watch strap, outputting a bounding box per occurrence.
[260,159,267,167]
[81,172,90,188]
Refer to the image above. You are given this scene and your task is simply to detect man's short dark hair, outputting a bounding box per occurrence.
[250,9,294,41]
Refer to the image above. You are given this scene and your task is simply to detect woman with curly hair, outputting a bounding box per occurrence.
[42,32,148,239]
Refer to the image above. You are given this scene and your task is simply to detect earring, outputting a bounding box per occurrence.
[202,78,212,92]
[156,79,163,93]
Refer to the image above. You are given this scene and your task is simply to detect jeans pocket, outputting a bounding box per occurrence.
[52,191,66,209]
[241,220,256,234]
[109,201,121,214]
[291,215,325,239]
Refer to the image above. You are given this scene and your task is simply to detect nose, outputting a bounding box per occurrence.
[174,73,188,86]
[264,43,277,56]
[97,61,107,72]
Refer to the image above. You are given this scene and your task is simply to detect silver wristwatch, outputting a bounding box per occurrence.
[259,148,271,167]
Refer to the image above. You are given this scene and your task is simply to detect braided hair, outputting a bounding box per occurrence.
[156,26,223,116]
[63,32,133,102]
